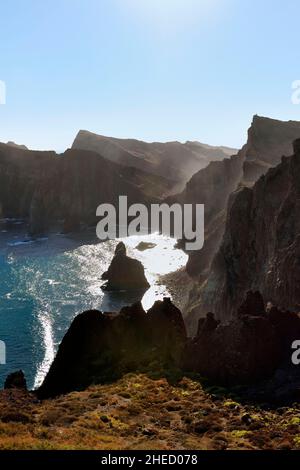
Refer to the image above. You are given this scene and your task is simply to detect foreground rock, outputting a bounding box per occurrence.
[38,298,186,398]
[37,291,300,398]
[4,370,27,390]
[186,292,300,386]
[102,242,150,291]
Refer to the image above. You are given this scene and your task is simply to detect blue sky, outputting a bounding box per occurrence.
[0,0,300,151]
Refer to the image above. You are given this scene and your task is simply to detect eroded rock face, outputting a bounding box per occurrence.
[170,115,300,280]
[168,153,243,278]
[38,298,187,398]
[102,242,150,291]
[242,115,300,185]
[167,116,300,334]
[186,291,300,385]
[37,292,300,396]
[0,144,170,236]
[4,371,27,390]
[194,139,300,322]
[72,131,237,191]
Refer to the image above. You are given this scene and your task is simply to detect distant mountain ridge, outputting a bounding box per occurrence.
[0,143,172,236]
[72,130,237,191]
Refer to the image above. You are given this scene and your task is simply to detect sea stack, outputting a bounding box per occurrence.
[102,242,150,291]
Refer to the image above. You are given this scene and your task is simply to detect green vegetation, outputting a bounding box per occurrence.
[0,374,300,450]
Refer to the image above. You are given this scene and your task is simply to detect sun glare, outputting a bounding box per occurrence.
[121,0,222,33]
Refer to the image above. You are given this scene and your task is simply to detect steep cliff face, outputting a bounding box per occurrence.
[176,153,244,278]
[242,115,300,185]
[190,139,300,325]
[38,298,187,398]
[72,131,236,191]
[0,143,56,221]
[36,293,300,397]
[175,116,300,281]
[186,291,300,386]
[0,144,171,236]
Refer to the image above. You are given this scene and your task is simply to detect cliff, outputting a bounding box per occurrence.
[188,138,300,327]
[242,115,300,185]
[38,298,187,398]
[186,291,300,387]
[72,131,237,191]
[0,143,172,236]
[173,116,300,281]
[35,291,300,401]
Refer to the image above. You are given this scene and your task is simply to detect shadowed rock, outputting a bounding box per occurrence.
[186,292,300,385]
[238,291,265,317]
[102,242,150,291]
[4,371,27,390]
[37,292,300,396]
[187,136,300,327]
[38,298,187,398]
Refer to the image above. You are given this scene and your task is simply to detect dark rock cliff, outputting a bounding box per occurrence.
[36,293,300,398]
[38,298,187,398]
[186,291,300,386]
[191,139,300,324]
[172,116,300,282]
[177,117,300,333]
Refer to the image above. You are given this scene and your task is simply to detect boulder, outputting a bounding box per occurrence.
[4,370,27,390]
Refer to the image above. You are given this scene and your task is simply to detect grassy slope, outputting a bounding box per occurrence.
[0,374,299,450]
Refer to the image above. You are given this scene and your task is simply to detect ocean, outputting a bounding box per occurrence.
[0,223,187,389]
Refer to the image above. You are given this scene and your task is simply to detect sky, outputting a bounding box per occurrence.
[0,0,300,151]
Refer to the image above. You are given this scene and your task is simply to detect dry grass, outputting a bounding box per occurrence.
[0,374,299,450]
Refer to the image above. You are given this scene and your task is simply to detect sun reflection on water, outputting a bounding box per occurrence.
[0,232,187,388]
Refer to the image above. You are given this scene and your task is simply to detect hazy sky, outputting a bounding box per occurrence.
[0,0,300,151]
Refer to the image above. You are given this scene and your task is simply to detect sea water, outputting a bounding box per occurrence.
[0,228,187,389]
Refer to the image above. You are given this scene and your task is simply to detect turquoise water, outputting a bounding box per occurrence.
[0,228,187,389]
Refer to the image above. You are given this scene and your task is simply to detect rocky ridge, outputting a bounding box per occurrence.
[72,131,237,191]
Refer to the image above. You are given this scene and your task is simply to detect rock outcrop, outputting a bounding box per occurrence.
[242,115,300,185]
[186,291,300,385]
[102,242,150,291]
[37,292,300,396]
[172,116,300,282]
[72,131,237,191]
[38,298,187,398]
[179,117,300,333]
[191,138,300,323]
[4,370,27,390]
